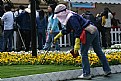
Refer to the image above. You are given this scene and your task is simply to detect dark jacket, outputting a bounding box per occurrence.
[36,16,47,32]
[83,12,95,25]
[61,14,91,38]
[16,11,31,30]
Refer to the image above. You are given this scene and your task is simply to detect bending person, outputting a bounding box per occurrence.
[53,4,111,80]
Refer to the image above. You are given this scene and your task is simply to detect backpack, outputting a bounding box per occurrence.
[83,14,95,25]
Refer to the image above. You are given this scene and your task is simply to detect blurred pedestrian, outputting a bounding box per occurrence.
[102,7,113,47]
[16,5,31,51]
[43,3,60,51]
[14,5,25,51]
[83,11,96,25]
[36,9,47,50]
[0,5,4,52]
[1,4,14,52]
[95,13,107,48]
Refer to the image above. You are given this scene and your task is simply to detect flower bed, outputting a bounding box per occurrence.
[0,50,121,67]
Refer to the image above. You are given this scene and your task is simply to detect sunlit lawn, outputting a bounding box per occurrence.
[0,65,81,78]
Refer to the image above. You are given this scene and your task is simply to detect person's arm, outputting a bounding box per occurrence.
[51,18,58,32]
[102,16,106,26]
[67,16,83,54]
[67,16,83,38]
[43,16,47,30]
[47,16,52,31]
[117,19,121,24]
[110,13,113,19]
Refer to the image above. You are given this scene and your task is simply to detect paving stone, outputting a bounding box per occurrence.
[33,74,43,81]
[67,70,76,79]
[2,78,14,81]
[118,65,121,69]
[72,69,82,79]
[40,74,51,81]
[56,71,66,81]
[91,68,99,76]
[47,72,58,81]
[0,78,3,81]
[95,67,104,75]
[45,73,56,81]
[68,70,77,79]
[110,66,117,73]
[30,74,42,81]
[117,65,121,72]
[72,70,82,79]
[22,76,34,81]
[50,72,60,81]
[65,71,74,80]
[13,76,25,81]
[113,65,121,73]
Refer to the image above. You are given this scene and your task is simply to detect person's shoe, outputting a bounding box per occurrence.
[104,71,111,77]
[78,74,92,80]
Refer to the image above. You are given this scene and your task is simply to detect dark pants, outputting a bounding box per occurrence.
[19,29,31,51]
[37,31,46,50]
[98,27,107,48]
[16,30,22,51]
[3,30,13,52]
[105,28,111,47]
[0,35,3,52]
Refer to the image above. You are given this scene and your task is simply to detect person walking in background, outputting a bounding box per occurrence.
[95,13,107,48]
[1,4,14,52]
[0,17,3,52]
[43,3,60,51]
[83,11,96,25]
[53,4,111,80]
[102,7,113,48]
[16,6,31,52]
[14,5,25,17]
[111,12,121,28]
[0,5,4,52]
[36,9,47,50]
[14,5,25,51]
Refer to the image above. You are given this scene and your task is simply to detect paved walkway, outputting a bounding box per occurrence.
[68,73,121,81]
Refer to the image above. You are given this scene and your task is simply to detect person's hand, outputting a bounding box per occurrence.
[50,30,53,34]
[53,31,63,43]
[102,16,106,26]
[74,38,80,54]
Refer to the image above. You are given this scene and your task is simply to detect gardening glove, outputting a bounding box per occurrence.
[74,38,80,54]
[53,31,63,43]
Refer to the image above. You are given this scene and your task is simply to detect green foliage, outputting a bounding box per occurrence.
[0,65,80,78]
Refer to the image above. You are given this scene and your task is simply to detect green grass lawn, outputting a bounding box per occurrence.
[0,65,81,78]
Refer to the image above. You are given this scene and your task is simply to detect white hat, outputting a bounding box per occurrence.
[25,8,31,13]
[28,4,30,9]
[54,4,67,14]
[25,4,31,13]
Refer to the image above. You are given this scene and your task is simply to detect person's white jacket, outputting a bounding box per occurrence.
[104,12,113,28]
[1,11,14,30]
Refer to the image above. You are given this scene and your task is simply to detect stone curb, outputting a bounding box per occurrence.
[0,65,121,81]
